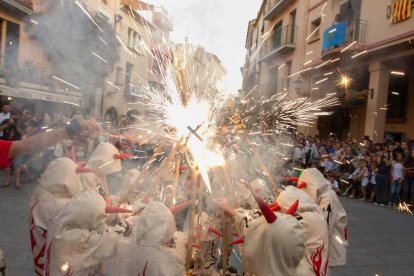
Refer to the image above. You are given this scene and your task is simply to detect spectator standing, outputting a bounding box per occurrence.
[403,149,414,206]
[376,154,391,205]
[369,162,378,203]
[0,104,10,137]
[360,160,370,201]
[390,152,405,207]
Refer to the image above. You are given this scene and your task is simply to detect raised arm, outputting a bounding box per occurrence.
[8,119,100,159]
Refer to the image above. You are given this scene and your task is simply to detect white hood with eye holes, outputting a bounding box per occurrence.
[277,186,329,276]
[243,213,305,276]
[44,191,120,275]
[298,168,348,267]
[113,202,185,276]
[29,157,83,276]
[86,142,122,175]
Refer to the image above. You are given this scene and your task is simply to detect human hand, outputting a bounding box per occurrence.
[212,197,236,217]
[79,119,101,138]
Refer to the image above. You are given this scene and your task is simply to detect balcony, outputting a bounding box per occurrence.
[259,25,296,62]
[1,0,34,14]
[321,20,367,60]
[264,0,293,21]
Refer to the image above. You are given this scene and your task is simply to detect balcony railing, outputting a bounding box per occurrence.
[259,25,296,62]
[322,20,367,54]
[2,0,34,14]
[264,0,293,21]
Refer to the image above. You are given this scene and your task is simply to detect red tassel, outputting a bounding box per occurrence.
[296,182,307,189]
[105,206,133,213]
[230,238,244,245]
[270,204,281,212]
[170,200,192,214]
[231,232,239,237]
[75,167,96,174]
[208,227,223,237]
[254,196,277,224]
[113,153,135,160]
[285,200,299,216]
[286,177,299,183]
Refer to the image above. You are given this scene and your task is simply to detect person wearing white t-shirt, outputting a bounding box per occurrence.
[391,152,405,207]
[0,104,10,137]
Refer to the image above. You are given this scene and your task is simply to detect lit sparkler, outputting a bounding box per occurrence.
[338,73,352,89]
[397,202,413,215]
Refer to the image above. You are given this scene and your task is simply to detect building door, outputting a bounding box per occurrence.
[4,21,20,68]
[273,21,282,48]
[289,10,296,43]
[269,67,279,96]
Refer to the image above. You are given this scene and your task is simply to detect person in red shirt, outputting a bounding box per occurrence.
[0,119,100,170]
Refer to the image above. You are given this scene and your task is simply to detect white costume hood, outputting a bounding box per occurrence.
[86,142,122,175]
[113,202,185,276]
[29,158,82,275]
[298,168,348,266]
[44,191,119,275]
[243,213,305,276]
[277,186,329,276]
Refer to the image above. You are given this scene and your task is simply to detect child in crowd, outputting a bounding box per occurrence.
[327,174,340,194]
[369,162,378,203]
[360,160,370,201]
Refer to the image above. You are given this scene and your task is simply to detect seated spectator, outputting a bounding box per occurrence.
[327,174,340,194]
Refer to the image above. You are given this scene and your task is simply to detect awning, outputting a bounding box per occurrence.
[0,84,84,107]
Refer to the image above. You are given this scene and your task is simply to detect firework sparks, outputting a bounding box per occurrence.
[397,202,413,215]
[338,73,352,89]
[61,262,70,272]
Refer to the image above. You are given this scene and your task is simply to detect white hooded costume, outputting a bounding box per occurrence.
[277,186,330,276]
[243,212,305,276]
[29,158,83,275]
[298,168,348,266]
[44,191,121,275]
[81,142,122,199]
[113,201,185,276]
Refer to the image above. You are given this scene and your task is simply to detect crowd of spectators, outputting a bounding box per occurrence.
[289,133,414,208]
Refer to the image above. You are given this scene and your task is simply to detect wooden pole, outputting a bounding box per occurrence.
[170,154,182,206]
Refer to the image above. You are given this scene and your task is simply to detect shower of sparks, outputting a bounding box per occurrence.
[351,50,368,59]
[63,101,81,107]
[52,75,80,90]
[61,262,70,272]
[338,73,352,89]
[91,51,108,63]
[341,41,357,53]
[397,202,413,215]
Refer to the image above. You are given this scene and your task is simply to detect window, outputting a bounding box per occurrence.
[286,61,292,92]
[309,18,321,41]
[268,67,279,96]
[127,28,141,50]
[273,21,283,49]
[115,66,123,85]
[4,20,20,68]
[289,10,296,44]
[124,62,133,95]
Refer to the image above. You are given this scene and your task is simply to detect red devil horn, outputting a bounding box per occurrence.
[230,238,244,245]
[254,196,277,223]
[105,206,133,214]
[179,166,189,171]
[267,202,278,209]
[285,200,299,216]
[75,167,96,174]
[270,203,281,212]
[170,200,192,214]
[208,227,223,237]
[76,161,87,167]
[105,199,113,205]
[231,232,239,237]
[296,182,307,189]
[113,153,135,160]
[192,242,202,249]
[286,177,299,183]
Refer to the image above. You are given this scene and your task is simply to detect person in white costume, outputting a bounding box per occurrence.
[80,142,122,199]
[44,191,130,275]
[113,201,185,276]
[29,157,83,275]
[298,168,348,267]
[276,185,330,276]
